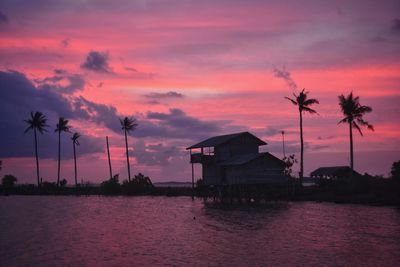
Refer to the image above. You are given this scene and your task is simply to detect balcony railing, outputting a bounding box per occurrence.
[190,153,214,163]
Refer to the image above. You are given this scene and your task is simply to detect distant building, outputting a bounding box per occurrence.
[310,166,361,180]
[187,132,286,186]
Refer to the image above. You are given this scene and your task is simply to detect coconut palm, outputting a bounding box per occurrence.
[71,132,80,187]
[285,89,319,185]
[55,117,70,186]
[120,117,138,182]
[24,112,48,186]
[338,92,374,171]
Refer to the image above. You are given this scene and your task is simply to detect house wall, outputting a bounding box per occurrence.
[225,157,285,185]
[215,135,259,161]
[202,161,219,185]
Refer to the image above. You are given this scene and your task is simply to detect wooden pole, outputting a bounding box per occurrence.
[106,136,113,179]
[281,130,286,158]
[190,149,194,200]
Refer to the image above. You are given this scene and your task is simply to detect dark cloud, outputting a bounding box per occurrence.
[124,67,137,72]
[264,126,282,137]
[317,135,334,140]
[392,18,400,33]
[71,96,120,133]
[264,140,299,155]
[0,70,103,159]
[369,36,389,43]
[311,144,330,150]
[61,38,70,48]
[147,108,217,130]
[35,69,85,94]
[134,108,223,140]
[132,140,181,166]
[146,100,160,105]
[144,91,184,99]
[81,51,112,73]
[0,10,8,23]
[273,67,297,90]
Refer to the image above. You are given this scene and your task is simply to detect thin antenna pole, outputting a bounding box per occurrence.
[281,130,286,157]
[106,136,113,179]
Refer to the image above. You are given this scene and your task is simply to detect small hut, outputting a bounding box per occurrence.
[310,166,361,180]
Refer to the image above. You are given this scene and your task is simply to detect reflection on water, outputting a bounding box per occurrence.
[1,196,399,266]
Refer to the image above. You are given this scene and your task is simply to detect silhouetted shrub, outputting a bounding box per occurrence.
[391,160,400,181]
[100,174,121,195]
[121,173,153,195]
[60,179,67,188]
[282,154,297,177]
[41,181,57,190]
[1,174,17,188]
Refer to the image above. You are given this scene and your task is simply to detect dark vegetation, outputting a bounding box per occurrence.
[1,161,399,206]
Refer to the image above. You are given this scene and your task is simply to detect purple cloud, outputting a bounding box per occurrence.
[35,69,85,94]
[144,91,184,99]
[81,51,112,73]
[273,67,297,90]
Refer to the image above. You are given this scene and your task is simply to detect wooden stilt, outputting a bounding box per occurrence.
[191,162,195,200]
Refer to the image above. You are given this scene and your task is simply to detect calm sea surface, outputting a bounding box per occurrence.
[1,196,400,267]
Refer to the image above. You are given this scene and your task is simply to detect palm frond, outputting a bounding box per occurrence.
[338,118,348,125]
[338,92,373,135]
[24,111,48,134]
[55,117,71,133]
[352,121,363,136]
[302,106,318,114]
[356,118,374,132]
[120,117,138,132]
[284,96,297,106]
[72,132,81,145]
[303,98,319,106]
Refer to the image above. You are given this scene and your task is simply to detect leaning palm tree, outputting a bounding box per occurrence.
[285,89,319,185]
[338,92,374,171]
[71,132,80,187]
[24,112,48,187]
[120,117,138,182]
[55,117,70,186]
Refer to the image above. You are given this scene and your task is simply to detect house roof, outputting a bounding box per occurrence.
[310,166,361,177]
[186,131,266,149]
[221,152,284,166]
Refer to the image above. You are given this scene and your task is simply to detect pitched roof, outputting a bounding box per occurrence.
[221,152,284,166]
[186,131,266,149]
[310,166,361,177]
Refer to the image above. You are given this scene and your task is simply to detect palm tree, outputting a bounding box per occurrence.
[71,132,80,187]
[24,112,48,187]
[120,117,138,182]
[55,117,70,186]
[285,89,319,185]
[338,92,374,171]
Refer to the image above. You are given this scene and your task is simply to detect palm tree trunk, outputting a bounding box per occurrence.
[349,122,354,170]
[73,141,77,187]
[124,130,131,182]
[299,110,304,186]
[106,136,113,179]
[34,128,40,187]
[57,131,61,186]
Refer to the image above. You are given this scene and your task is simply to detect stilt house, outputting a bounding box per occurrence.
[187,132,286,185]
[310,166,361,180]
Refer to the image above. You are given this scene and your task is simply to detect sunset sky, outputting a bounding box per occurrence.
[1,0,399,184]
